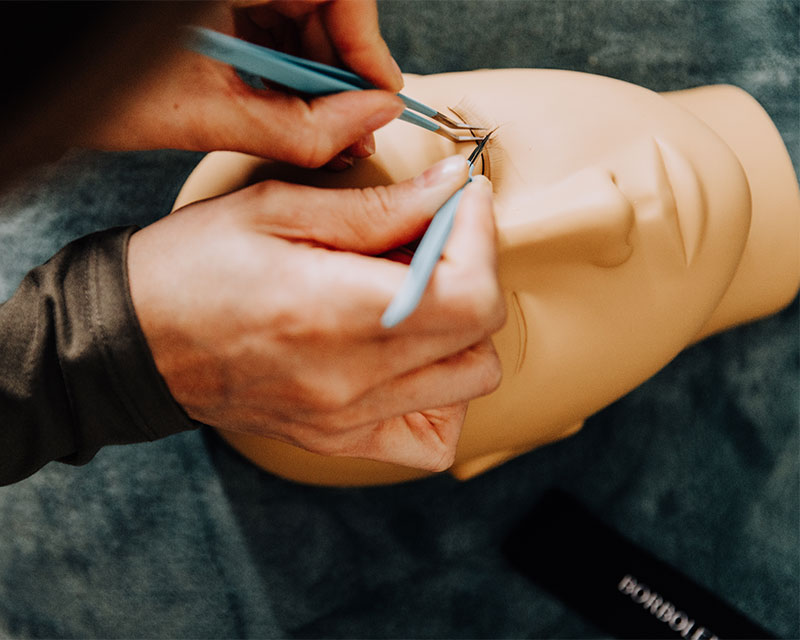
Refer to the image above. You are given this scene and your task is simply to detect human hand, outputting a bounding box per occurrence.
[232,0,403,91]
[83,0,405,169]
[127,156,506,471]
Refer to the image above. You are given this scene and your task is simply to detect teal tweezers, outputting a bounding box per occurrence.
[184,27,484,143]
[184,27,489,327]
[380,134,490,328]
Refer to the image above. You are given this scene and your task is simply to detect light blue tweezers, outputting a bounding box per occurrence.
[184,27,485,327]
[184,27,482,142]
[379,166,475,328]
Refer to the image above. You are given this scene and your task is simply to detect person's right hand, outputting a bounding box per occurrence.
[82,0,406,170]
[127,156,506,471]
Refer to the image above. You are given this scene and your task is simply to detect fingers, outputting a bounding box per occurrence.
[345,339,503,425]
[227,0,403,164]
[351,403,468,471]
[324,133,376,170]
[347,134,376,159]
[262,90,404,167]
[143,160,504,474]
[242,172,504,395]
[441,176,498,270]
[292,339,502,472]
[321,0,404,91]
[323,133,375,171]
[240,155,470,251]
[296,8,339,68]
[240,0,403,91]
[379,174,505,337]
[228,157,503,359]
[430,175,503,319]
[357,174,505,375]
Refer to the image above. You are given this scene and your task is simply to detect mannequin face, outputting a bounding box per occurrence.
[174,69,756,483]
[391,70,752,465]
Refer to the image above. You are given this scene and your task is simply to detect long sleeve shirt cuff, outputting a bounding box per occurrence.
[0,227,196,485]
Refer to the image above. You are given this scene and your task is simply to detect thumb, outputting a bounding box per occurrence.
[235,89,405,167]
[247,155,471,252]
[321,0,404,91]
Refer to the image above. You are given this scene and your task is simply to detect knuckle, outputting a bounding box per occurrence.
[292,129,331,168]
[427,446,457,472]
[486,285,507,333]
[306,438,346,458]
[251,178,281,201]
[478,348,504,395]
[354,185,396,222]
[337,185,397,248]
[486,363,504,395]
[303,376,360,414]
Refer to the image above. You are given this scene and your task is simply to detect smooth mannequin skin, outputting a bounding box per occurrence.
[174,70,800,485]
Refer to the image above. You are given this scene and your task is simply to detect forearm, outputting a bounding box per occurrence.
[0,227,195,485]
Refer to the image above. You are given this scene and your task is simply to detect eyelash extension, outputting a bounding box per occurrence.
[447,99,507,190]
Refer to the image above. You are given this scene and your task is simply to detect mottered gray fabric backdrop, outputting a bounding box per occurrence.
[0,1,797,637]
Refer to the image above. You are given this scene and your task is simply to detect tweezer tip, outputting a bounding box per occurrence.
[467,132,493,165]
[434,112,487,131]
[437,130,483,143]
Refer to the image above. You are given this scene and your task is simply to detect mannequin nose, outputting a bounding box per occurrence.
[496,167,635,268]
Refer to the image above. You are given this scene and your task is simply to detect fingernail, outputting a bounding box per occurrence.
[414,155,468,189]
[388,55,404,91]
[349,135,375,158]
[470,174,493,192]
[361,136,376,156]
[327,153,355,171]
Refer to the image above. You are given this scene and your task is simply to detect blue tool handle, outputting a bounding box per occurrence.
[397,110,440,133]
[262,48,439,119]
[185,27,359,95]
[399,95,438,119]
[381,184,467,328]
[262,44,374,89]
[186,25,460,328]
[186,27,440,131]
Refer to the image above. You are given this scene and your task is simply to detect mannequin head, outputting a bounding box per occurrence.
[174,70,800,485]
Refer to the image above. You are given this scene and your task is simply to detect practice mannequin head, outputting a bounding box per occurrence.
[174,70,800,485]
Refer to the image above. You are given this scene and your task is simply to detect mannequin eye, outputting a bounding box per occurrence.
[448,102,499,180]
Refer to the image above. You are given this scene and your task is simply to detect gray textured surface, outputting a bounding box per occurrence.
[0,1,798,637]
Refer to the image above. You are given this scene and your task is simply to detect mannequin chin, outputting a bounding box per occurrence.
[173,70,800,486]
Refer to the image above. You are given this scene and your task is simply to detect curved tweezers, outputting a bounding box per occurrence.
[184,27,484,142]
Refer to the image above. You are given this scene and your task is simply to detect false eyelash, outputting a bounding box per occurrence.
[447,99,508,190]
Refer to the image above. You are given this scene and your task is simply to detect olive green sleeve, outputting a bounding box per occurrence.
[0,227,197,485]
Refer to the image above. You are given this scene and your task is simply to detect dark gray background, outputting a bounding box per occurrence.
[0,1,797,637]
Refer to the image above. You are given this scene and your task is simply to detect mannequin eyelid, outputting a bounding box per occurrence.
[480,129,505,179]
[448,105,502,180]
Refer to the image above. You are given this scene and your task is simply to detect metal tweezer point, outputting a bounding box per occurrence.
[466,132,492,164]
[381,133,492,328]
[184,27,486,141]
[399,108,484,142]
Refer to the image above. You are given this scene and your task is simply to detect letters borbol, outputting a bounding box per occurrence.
[618,574,718,640]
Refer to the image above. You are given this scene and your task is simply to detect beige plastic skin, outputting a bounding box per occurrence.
[173,70,800,486]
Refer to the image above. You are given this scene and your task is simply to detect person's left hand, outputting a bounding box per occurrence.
[83,0,405,169]
[128,157,505,471]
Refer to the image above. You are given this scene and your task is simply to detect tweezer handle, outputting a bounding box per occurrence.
[185,26,457,326]
[381,183,468,328]
[185,27,356,93]
[185,27,440,132]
